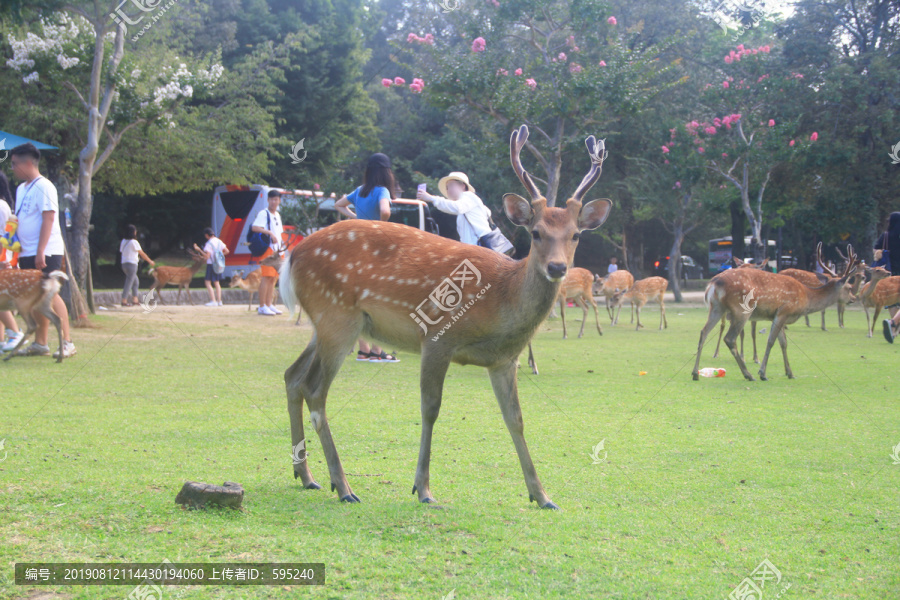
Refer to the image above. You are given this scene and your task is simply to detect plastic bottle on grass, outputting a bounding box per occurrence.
[698,368,726,378]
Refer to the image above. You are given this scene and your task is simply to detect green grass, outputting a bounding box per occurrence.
[1,302,898,599]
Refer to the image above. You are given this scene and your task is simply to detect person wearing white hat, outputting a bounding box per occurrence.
[416,172,492,246]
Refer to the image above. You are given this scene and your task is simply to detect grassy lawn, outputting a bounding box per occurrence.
[1,301,897,599]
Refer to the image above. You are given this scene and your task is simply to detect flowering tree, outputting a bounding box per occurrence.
[393,0,681,206]
[691,43,817,263]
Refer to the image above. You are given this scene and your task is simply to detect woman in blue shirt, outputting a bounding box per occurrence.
[334,153,400,363]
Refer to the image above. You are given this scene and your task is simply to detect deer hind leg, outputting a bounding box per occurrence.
[488,358,557,509]
[613,301,624,326]
[751,321,759,363]
[724,316,754,381]
[412,349,452,504]
[186,284,194,306]
[37,295,64,363]
[713,315,727,358]
[526,342,538,375]
[804,314,810,327]
[151,282,166,305]
[559,298,568,339]
[588,296,603,336]
[287,314,362,502]
[575,297,588,338]
[777,327,794,379]
[659,295,667,330]
[693,305,725,380]
[634,302,643,331]
[758,316,788,381]
[838,304,844,328]
[3,310,38,362]
[248,290,254,311]
[820,310,827,331]
[870,305,882,338]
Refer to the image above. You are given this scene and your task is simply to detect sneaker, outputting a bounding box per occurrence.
[15,342,51,357]
[52,341,77,359]
[217,301,223,306]
[204,301,219,307]
[258,305,276,316]
[2,330,25,352]
[883,319,894,344]
[369,351,400,363]
[268,304,283,315]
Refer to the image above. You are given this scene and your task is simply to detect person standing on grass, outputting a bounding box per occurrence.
[119,224,155,307]
[0,171,25,352]
[334,153,399,363]
[416,171,491,246]
[193,227,229,307]
[607,257,618,274]
[251,190,284,316]
[9,143,75,359]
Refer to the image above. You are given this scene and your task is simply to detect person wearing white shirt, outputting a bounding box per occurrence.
[607,257,618,274]
[416,172,491,246]
[0,172,25,352]
[250,190,284,316]
[8,143,74,358]
[193,227,230,307]
[119,224,156,307]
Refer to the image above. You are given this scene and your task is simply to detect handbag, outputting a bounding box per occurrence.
[873,234,891,271]
[247,211,271,257]
[465,207,514,255]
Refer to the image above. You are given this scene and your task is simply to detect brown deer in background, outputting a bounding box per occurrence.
[229,269,262,310]
[557,267,603,338]
[859,266,897,337]
[713,257,764,362]
[693,243,859,381]
[278,124,612,508]
[147,249,206,305]
[610,276,668,331]
[593,270,634,324]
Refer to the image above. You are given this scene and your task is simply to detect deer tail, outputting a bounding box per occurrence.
[42,270,69,296]
[278,250,298,317]
[704,278,724,307]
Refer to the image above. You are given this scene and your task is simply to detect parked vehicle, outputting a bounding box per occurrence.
[653,255,704,280]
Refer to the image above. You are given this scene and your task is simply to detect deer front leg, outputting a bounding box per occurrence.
[412,351,452,504]
[186,284,194,306]
[820,310,827,331]
[693,309,723,380]
[758,317,787,381]
[870,305,882,338]
[777,328,794,379]
[526,342,538,375]
[634,303,642,331]
[488,359,557,509]
[590,298,603,336]
[713,316,726,358]
[152,284,166,305]
[724,318,754,381]
[576,298,588,338]
[751,321,759,363]
[660,298,667,330]
[285,343,321,491]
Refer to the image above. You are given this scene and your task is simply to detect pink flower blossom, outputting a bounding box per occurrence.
[698,147,705,153]
[558,52,567,61]
[525,78,537,90]
[407,33,420,43]
[768,119,775,127]
[314,183,320,190]
[705,126,716,135]
[381,78,392,87]
[569,63,582,73]
[472,37,486,52]
[489,0,499,6]
[736,44,744,51]
[664,159,670,164]
[497,68,508,76]
[598,60,607,67]
[573,46,580,52]
[424,33,434,44]
[567,35,576,47]
[724,55,733,64]
[723,81,729,89]
[810,132,818,141]
[607,16,617,25]
[412,77,424,86]
[661,146,670,153]
[410,83,423,93]
[751,48,758,54]
[394,77,405,86]
[514,68,523,76]
[722,153,728,158]
[761,45,770,53]
[789,140,795,147]
[674,181,682,189]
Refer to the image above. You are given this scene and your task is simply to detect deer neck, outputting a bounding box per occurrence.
[803,279,844,313]
[511,254,564,327]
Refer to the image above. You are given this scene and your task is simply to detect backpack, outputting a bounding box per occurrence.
[212,243,226,274]
[247,210,271,257]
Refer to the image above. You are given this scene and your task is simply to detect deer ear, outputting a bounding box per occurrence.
[504,193,534,227]
[814,272,829,283]
[577,199,612,231]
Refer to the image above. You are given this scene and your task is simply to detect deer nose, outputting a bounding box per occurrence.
[547,262,568,280]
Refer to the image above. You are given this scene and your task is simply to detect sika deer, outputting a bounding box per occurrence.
[557,267,603,338]
[593,270,634,324]
[610,276,668,331]
[693,243,859,381]
[0,269,69,363]
[229,270,262,310]
[147,249,206,305]
[859,266,897,337]
[278,124,612,508]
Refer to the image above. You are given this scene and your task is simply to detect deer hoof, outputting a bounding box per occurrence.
[691,372,699,381]
[420,496,436,504]
[304,482,322,490]
[744,374,755,381]
[340,493,361,503]
[758,374,767,381]
[541,501,560,510]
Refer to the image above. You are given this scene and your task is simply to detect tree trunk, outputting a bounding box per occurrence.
[730,200,745,260]
[669,223,685,302]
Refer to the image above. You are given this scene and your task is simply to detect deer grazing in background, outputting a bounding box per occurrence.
[859,265,897,337]
[278,124,612,508]
[557,267,603,338]
[593,270,634,325]
[229,269,262,310]
[147,248,206,305]
[693,243,859,381]
[610,276,668,331]
[0,269,69,363]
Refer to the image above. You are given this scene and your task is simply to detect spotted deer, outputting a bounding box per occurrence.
[0,269,69,363]
[693,243,859,381]
[593,270,635,325]
[859,266,897,337]
[229,269,262,310]
[278,125,612,508]
[712,257,764,362]
[147,249,206,305]
[557,267,603,338]
[610,276,668,331]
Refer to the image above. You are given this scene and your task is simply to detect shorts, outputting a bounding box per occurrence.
[18,254,64,274]
[205,264,223,282]
[259,248,278,278]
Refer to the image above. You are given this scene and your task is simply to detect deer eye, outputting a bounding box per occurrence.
[572,233,580,241]
[531,230,541,241]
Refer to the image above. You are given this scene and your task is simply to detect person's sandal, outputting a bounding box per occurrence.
[356,350,372,361]
[883,319,894,344]
[370,351,400,363]
[121,301,132,307]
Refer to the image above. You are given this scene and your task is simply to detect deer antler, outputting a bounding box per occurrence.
[839,244,859,278]
[509,125,542,203]
[571,136,607,203]
[816,242,840,277]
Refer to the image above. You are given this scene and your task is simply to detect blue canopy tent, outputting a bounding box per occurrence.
[0,131,59,152]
